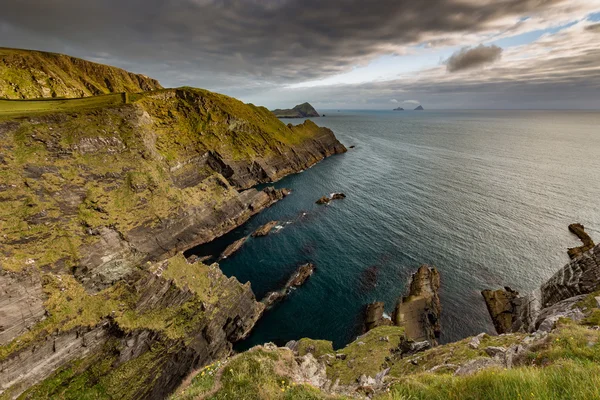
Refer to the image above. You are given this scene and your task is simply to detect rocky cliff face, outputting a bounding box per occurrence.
[0,47,162,99]
[0,85,345,398]
[483,236,600,335]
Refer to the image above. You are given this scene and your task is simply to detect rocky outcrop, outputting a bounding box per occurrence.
[393,107,404,111]
[414,105,424,110]
[261,263,315,309]
[219,237,249,260]
[393,265,441,345]
[252,221,279,237]
[315,193,346,205]
[567,223,595,259]
[271,102,320,118]
[482,228,600,334]
[481,287,520,334]
[0,47,162,99]
[364,302,392,332]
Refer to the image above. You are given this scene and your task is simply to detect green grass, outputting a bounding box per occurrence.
[377,360,600,400]
[0,93,126,119]
[297,338,334,358]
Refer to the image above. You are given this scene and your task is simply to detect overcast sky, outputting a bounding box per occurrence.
[3,0,600,109]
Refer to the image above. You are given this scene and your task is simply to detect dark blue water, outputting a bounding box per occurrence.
[187,110,600,350]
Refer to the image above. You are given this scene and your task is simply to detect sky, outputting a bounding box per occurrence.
[2,0,600,109]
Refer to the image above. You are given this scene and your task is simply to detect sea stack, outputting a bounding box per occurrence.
[414,105,424,110]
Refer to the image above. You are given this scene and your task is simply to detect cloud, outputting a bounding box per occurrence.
[403,100,421,105]
[585,23,600,32]
[1,0,598,92]
[445,45,503,72]
[390,99,399,103]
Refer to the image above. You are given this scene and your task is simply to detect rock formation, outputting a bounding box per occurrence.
[0,47,162,99]
[364,302,392,332]
[393,265,442,345]
[315,193,346,204]
[262,263,315,309]
[567,223,595,259]
[363,265,441,346]
[481,287,520,334]
[482,226,599,334]
[219,236,249,260]
[414,105,424,110]
[252,221,279,237]
[271,102,320,118]
[393,107,404,111]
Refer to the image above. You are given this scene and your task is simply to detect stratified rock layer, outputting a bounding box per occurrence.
[262,263,315,309]
[567,223,595,259]
[483,239,600,334]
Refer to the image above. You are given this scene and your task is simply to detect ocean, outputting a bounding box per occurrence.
[186,110,600,350]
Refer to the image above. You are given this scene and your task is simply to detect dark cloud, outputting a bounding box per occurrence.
[445,45,503,72]
[0,0,570,89]
[585,23,600,32]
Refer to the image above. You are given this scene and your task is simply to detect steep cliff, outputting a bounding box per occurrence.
[271,102,320,118]
[0,84,346,398]
[0,48,162,99]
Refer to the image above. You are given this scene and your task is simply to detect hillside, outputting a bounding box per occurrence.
[0,48,162,99]
[272,102,320,118]
[0,81,345,398]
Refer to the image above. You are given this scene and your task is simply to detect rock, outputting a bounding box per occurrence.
[219,236,248,260]
[316,196,330,205]
[567,223,595,259]
[364,302,392,332]
[484,346,506,358]
[595,297,600,308]
[393,265,441,345]
[251,221,279,237]
[468,337,481,349]
[316,193,345,204]
[455,358,503,376]
[414,105,424,110]
[335,353,347,360]
[349,145,356,149]
[285,340,299,352]
[481,287,520,334]
[393,107,404,111]
[261,263,316,309]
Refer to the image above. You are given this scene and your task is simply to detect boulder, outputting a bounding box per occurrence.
[331,193,346,200]
[316,196,330,205]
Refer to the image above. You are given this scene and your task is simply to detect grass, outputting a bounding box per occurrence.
[172,349,344,400]
[297,338,334,358]
[377,360,600,400]
[0,94,126,119]
[327,326,406,384]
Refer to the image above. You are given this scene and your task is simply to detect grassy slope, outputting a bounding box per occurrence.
[0,47,162,99]
[175,291,600,400]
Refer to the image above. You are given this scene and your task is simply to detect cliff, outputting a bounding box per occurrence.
[0,81,345,397]
[0,48,162,99]
[271,102,320,118]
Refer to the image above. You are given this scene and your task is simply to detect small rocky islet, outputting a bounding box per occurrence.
[1,48,600,400]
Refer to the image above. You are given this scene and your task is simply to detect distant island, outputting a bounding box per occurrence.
[414,105,424,110]
[393,107,404,111]
[272,102,320,118]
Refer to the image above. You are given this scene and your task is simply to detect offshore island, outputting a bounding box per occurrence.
[1,48,600,400]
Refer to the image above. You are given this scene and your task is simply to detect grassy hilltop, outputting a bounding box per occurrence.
[0,47,162,99]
